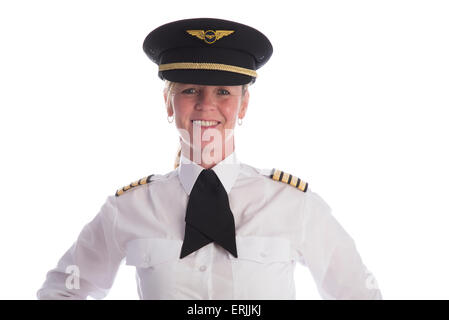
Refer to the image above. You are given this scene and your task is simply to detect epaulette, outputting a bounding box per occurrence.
[115,174,154,197]
[270,168,308,192]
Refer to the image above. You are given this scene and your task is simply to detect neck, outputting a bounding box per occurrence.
[180,138,235,169]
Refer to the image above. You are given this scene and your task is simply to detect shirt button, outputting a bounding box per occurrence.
[142,255,152,268]
[199,265,207,272]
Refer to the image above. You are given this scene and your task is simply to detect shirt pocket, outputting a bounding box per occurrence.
[230,236,297,299]
[125,238,182,299]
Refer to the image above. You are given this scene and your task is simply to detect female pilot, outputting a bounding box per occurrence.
[37,18,382,300]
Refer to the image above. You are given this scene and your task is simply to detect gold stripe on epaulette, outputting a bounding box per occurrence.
[298,179,307,192]
[115,174,154,197]
[270,168,308,193]
[272,169,282,181]
[130,179,139,187]
[290,175,298,188]
[139,177,147,185]
[281,172,290,184]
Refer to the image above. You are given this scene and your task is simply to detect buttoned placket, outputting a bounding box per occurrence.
[195,242,213,299]
[177,152,240,299]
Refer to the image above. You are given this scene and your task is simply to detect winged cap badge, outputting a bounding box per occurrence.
[186,29,234,44]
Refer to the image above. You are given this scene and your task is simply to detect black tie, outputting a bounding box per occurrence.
[180,169,238,259]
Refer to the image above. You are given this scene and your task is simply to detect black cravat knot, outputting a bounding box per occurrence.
[196,169,220,191]
[180,169,238,259]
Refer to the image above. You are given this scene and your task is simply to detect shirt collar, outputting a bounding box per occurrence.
[177,151,241,196]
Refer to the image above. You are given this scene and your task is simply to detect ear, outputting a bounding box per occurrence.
[238,89,250,119]
[164,90,174,117]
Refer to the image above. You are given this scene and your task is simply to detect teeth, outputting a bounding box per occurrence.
[192,120,219,126]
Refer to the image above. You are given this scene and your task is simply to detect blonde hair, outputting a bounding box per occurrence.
[164,80,250,169]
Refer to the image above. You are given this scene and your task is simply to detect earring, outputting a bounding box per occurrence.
[238,118,243,126]
[167,115,174,123]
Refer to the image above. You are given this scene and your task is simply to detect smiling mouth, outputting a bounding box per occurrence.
[191,120,221,127]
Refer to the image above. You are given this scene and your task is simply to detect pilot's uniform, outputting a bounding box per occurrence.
[37,17,382,300]
[37,152,382,299]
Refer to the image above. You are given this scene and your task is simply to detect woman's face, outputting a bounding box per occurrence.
[165,83,249,158]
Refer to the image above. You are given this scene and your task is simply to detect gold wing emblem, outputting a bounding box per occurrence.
[215,30,234,40]
[186,30,206,41]
[186,29,234,44]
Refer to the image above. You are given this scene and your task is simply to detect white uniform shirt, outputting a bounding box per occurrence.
[37,152,382,300]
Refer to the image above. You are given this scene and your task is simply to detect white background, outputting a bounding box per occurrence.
[1,0,448,299]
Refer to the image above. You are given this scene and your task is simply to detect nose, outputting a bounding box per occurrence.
[195,89,217,110]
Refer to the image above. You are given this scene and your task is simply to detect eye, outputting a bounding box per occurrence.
[181,88,198,94]
[217,88,230,95]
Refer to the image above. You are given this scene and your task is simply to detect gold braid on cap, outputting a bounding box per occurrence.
[159,62,257,78]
